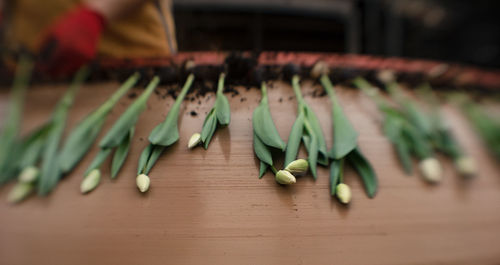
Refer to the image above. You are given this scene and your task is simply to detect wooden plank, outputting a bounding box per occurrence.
[0,80,499,265]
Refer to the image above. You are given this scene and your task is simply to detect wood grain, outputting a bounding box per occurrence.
[0,80,499,265]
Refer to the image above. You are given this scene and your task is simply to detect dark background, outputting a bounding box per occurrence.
[173,0,500,68]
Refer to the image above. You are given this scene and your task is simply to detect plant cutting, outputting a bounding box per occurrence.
[38,67,89,195]
[252,81,306,184]
[353,77,442,183]
[313,63,377,203]
[135,74,195,192]
[0,57,33,185]
[59,72,140,174]
[188,73,230,149]
[80,76,159,193]
[284,73,328,180]
[454,94,500,162]
[415,84,476,177]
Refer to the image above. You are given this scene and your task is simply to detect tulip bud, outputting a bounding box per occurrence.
[136,174,150,192]
[80,169,101,194]
[188,133,202,149]
[18,166,39,183]
[285,159,309,176]
[455,156,476,177]
[419,157,442,183]
[310,61,330,79]
[336,183,352,204]
[377,69,396,84]
[275,170,296,185]
[8,182,34,203]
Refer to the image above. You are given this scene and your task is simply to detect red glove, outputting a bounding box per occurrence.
[38,5,106,77]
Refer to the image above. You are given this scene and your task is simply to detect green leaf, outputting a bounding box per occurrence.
[148,74,194,146]
[383,114,413,175]
[215,73,231,125]
[59,72,139,173]
[346,147,378,198]
[259,161,268,179]
[253,133,273,166]
[143,145,165,175]
[137,143,154,175]
[401,123,433,160]
[252,103,286,151]
[303,105,329,166]
[111,128,134,178]
[329,159,343,196]
[320,75,358,159]
[18,123,52,169]
[100,76,159,149]
[38,67,88,195]
[307,132,319,180]
[201,108,218,149]
[0,57,33,183]
[84,148,113,176]
[284,111,304,167]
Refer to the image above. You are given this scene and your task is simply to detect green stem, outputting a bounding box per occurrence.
[338,158,345,183]
[217,73,226,94]
[260,81,268,101]
[99,72,140,113]
[171,74,195,113]
[291,75,304,103]
[270,165,278,174]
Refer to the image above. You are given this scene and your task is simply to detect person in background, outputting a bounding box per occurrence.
[2,0,177,76]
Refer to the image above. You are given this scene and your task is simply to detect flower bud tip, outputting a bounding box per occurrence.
[136,174,150,193]
[80,169,101,194]
[285,159,309,176]
[188,133,202,149]
[336,183,352,204]
[455,156,476,177]
[275,170,296,185]
[18,166,39,183]
[419,157,443,183]
[7,182,34,203]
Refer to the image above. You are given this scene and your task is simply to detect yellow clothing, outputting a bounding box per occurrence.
[6,0,177,58]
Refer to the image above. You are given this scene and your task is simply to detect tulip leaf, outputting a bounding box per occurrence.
[100,76,159,149]
[215,73,231,125]
[383,114,413,175]
[0,57,33,183]
[329,159,343,196]
[201,108,217,149]
[401,123,433,160]
[253,103,286,151]
[84,148,113,176]
[259,161,268,179]
[320,75,359,159]
[253,133,273,166]
[38,67,88,195]
[346,147,377,198]
[111,128,134,179]
[137,143,154,175]
[143,145,165,175]
[303,105,329,166]
[307,132,319,180]
[59,73,139,173]
[148,74,194,146]
[19,123,52,170]
[284,111,304,166]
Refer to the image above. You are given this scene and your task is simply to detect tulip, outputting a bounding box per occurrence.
[336,183,352,204]
[136,174,150,192]
[275,170,296,185]
[284,159,309,176]
[80,169,101,194]
[419,157,442,183]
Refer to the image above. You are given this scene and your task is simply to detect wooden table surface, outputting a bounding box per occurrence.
[0,80,499,265]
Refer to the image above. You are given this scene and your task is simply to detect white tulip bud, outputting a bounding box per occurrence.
[455,156,476,177]
[275,170,296,185]
[7,182,34,203]
[18,166,39,183]
[184,60,196,71]
[336,183,352,204]
[285,159,309,176]
[188,133,202,149]
[310,61,330,79]
[419,157,443,183]
[136,174,150,192]
[377,69,396,84]
[80,169,101,194]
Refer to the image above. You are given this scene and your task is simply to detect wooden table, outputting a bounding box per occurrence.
[0,79,499,265]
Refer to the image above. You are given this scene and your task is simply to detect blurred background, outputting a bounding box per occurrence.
[173,0,500,68]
